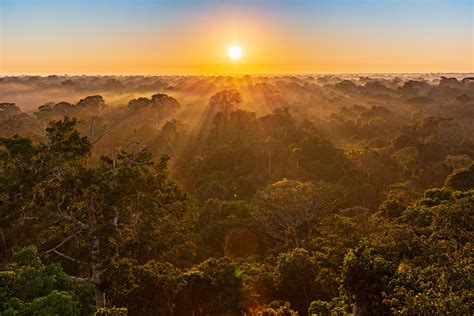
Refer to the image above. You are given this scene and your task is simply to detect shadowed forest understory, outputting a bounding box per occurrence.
[1,74,473,315]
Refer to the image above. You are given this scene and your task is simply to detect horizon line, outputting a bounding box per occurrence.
[2,71,474,77]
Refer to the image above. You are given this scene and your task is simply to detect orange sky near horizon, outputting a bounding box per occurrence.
[1,1,473,75]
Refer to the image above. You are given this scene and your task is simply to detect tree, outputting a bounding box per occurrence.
[0,246,94,316]
[103,259,184,315]
[176,257,243,315]
[197,199,255,257]
[251,179,333,247]
[274,248,321,315]
[445,163,474,191]
[0,118,194,307]
[340,243,396,315]
[239,261,277,315]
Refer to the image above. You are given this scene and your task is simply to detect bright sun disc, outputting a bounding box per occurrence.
[228,45,242,60]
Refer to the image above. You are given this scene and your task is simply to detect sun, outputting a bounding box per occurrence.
[228,45,242,60]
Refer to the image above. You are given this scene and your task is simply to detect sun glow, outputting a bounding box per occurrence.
[228,45,242,60]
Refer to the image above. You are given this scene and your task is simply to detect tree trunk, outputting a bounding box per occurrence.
[352,303,361,316]
[87,194,106,307]
[94,285,107,307]
[91,237,106,307]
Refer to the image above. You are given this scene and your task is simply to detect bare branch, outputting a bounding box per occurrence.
[91,129,108,144]
[69,275,92,284]
[51,249,81,262]
[88,112,97,140]
[165,136,178,159]
[88,110,108,145]
[44,231,79,254]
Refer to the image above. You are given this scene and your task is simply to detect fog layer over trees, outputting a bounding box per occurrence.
[1,74,473,315]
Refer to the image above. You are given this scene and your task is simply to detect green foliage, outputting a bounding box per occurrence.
[445,163,474,191]
[93,307,128,316]
[307,298,348,316]
[251,179,333,247]
[0,118,196,308]
[12,245,42,267]
[378,195,407,218]
[341,242,396,315]
[45,117,92,159]
[308,300,331,316]
[177,257,243,315]
[419,187,453,206]
[1,77,473,316]
[103,258,184,315]
[3,290,79,316]
[384,258,473,314]
[0,246,95,316]
[259,301,298,316]
[275,248,322,314]
[239,260,277,314]
[197,199,254,257]
[338,190,474,314]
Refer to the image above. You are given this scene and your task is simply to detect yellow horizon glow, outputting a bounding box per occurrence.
[1,7,472,75]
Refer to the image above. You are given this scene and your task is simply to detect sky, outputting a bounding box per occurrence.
[0,0,473,74]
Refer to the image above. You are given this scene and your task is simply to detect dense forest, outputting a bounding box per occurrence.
[1,74,473,315]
